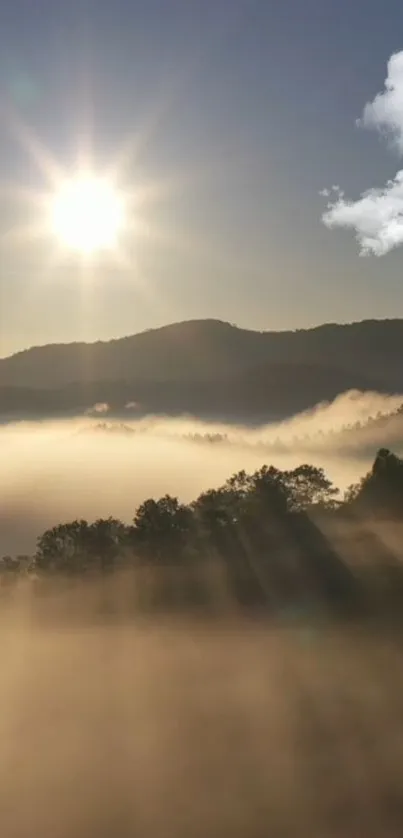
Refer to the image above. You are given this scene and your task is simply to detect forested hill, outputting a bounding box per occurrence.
[1,318,402,421]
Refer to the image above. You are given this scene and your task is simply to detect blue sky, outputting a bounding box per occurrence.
[1,0,403,355]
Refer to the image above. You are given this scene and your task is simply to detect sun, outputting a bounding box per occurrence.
[49,174,126,254]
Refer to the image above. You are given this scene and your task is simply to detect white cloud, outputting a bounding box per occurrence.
[322,50,403,256]
[323,170,403,256]
[359,51,403,152]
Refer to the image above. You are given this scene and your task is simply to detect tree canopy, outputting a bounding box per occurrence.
[3,449,403,615]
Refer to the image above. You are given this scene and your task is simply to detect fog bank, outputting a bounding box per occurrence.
[2,389,403,556]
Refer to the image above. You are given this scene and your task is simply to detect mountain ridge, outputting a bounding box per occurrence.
[3,316,403,361]
[1,317,403,422]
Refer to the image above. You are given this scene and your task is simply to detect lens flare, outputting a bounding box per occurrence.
[50,175,125,254]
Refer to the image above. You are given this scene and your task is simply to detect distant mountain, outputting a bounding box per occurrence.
[0,318,402,422]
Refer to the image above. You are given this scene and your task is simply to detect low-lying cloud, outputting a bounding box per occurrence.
[2,389,403,557]
[85,402,110,415]
[322,50,403,256]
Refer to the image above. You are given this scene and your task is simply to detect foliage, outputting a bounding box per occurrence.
[345,448,403,514]
[35,518,128,574]
[4,448,403,614]
[133,495,194,564]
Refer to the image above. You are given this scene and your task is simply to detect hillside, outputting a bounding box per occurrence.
[0,364,382,423]
[0,318,402,421]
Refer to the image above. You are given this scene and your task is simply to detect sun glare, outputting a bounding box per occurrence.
[50,175,125,254]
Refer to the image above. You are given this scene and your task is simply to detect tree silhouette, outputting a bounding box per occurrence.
[35,518,128,574]
[14,450,403,614]
[35,520,91,573]
[88,518,128,571]
[346,448,403,515]
[133,495,194,564]
[281,464,339,511]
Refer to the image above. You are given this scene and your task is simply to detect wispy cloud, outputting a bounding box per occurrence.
[322,50,403,256]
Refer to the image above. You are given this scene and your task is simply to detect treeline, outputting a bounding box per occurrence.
[3,448,403,615]
[83,411,403,456]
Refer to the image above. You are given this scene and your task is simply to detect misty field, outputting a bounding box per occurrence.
[1,606,403,837]
[3,397,403,837]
